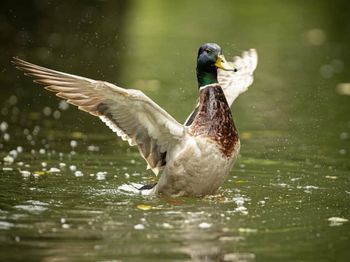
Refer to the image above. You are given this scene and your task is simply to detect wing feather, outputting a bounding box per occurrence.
[12,57,185,175]
[218,48,258,106]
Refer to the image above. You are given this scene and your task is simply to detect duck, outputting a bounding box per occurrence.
[12,43,257,197]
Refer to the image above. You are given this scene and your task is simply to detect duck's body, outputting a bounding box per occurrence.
[155,83,240,196]
[12,43,257,197]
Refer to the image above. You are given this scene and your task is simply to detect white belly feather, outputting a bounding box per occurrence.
[155,135,240,196]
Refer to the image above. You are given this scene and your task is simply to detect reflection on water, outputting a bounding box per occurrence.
[1,0,350,261]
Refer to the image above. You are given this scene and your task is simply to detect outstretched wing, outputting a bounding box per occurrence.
[218,48,258,106]
[184,49,258,126]
[12,57,185,175]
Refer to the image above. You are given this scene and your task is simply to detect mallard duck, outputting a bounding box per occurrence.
[12,43,257,197]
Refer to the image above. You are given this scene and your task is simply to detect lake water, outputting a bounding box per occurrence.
[1,1,349,261]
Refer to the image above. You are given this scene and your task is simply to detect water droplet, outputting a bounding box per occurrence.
[339,149,347,155]
[162,223,173,229]
[58,100,69,111]
[87,144,99,152]
[20,170,31,177]
[0,121,8,132]
[330,59,344,73]
[234,206,248,214]
[74,170,84,177]
[43,106,52,116]
[238,228,258,233]
[134,224,145,230]
[340,132,348,140]
[325,175,337,180]
[9,150,18,158]
[62,224,70,229]
[48,167,61,173]
[53,110,61,119]
[70,140,78,148]
[198,222,212,229]
[59,163,66,169]
[39,149,46,154]
[3,133,10,141]
[320,64,333,79]
[96,171,107,180]
[3,155,14,164]
[16,146,23,153]
[32,126,40,136]
[328,217,348,226]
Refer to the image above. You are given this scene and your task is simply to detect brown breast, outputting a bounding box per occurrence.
[189,84,239,157]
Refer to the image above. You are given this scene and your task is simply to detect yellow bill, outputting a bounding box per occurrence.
[215,55,238,72]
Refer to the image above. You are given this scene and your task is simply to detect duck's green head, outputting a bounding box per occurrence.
[196,43,237,88]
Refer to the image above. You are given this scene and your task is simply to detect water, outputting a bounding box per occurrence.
[1,1,350,261]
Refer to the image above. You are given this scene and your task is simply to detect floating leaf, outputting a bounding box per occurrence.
[137,204,152,211]
[34,171,46,176]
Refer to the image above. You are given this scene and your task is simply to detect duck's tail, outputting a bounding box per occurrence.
[118,182,157,196]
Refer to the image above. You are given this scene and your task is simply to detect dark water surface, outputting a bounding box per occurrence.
[1,1,350,261]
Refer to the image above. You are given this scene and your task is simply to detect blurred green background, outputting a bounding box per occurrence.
[0,0,350,261]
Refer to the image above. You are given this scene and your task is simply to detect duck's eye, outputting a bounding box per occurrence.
[205,48,212,53]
